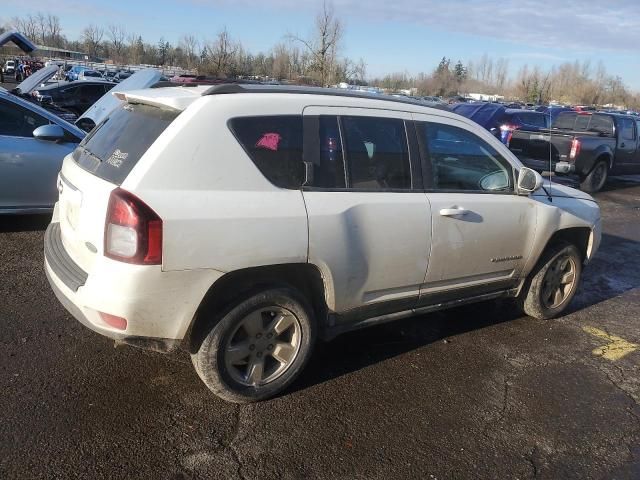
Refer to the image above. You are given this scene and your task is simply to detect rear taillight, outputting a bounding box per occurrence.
[569,138,581,160]
[104,188,162,265]
[500,124,517,147]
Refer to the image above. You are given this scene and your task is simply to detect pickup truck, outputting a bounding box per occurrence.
[508,111,640,192]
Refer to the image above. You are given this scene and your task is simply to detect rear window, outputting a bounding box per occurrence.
[72,103,179,185]
[553,112,576,130]
[229,115,304,189]
[517,112,548,128]
[552,112,613,135]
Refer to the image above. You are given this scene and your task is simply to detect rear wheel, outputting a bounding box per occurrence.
[580,160,608,193]
[518,242,582,320]
[191,287,316,403]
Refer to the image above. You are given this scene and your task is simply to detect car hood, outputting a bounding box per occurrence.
[12,65,59,95]
[532,182,595,202]
[77,69,162,128]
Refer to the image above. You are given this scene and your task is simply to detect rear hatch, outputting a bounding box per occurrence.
[57,102,180,273]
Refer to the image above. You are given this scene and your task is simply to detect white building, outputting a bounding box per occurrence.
[468,93,504,102]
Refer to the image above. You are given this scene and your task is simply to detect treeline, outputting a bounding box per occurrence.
[373,55,640,108]
[2,6,366,86]
[2,9,638,108]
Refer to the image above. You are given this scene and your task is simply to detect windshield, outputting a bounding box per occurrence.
[517,112,548,128]
[72,103,179,184]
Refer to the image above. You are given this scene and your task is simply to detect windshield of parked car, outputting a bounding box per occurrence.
[517,112,549,128]
[72,103,179,184]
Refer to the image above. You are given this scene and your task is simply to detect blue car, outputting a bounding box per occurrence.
[0,68,163,214]
[452,102,550,145]
[66,65,90,81]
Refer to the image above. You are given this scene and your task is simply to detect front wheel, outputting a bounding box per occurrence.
[580,160,608,193]
[518,242,583,320]
[191,287,316,403]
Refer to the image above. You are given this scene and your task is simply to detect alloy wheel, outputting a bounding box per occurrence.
[541,254,577,309]
[224,307,302,387]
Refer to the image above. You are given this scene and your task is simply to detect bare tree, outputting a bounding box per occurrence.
[46,14,62,47]
[82,24,104,59]
[289,1,343,86]
[10,15,39,41]
[494,57,509,92]
[107,24,127,63]
[179,34,199,69]
[204,27,238,76]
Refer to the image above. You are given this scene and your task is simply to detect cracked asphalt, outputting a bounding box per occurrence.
[1,176,640,479]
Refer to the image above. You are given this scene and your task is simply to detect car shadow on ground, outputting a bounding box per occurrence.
[599,174,640,193]
[0,214,50,233]
[290,231,640,395]
[290,299,521,394]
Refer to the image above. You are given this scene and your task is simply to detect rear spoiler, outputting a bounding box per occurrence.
[112,91,194,112]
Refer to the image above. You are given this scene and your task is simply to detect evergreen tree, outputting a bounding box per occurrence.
[454,60,467,83]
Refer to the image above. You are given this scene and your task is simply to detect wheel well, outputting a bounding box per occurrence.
[594,154,612,171]
[545,227,591,261]
[185,263,327,353]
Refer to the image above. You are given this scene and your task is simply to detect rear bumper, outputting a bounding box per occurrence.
[44,221,225,351]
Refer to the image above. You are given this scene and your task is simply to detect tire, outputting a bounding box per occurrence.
[580,160,608,193]
[191,287,316,403]
[518,242,583,320]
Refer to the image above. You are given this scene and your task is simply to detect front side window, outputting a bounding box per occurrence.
[620,118,635,141]
[341,116,411,190]
[229,115,304,189]
[0,98,50,137]
[418,122,513,192]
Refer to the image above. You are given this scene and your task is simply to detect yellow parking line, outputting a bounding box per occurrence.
[583,326,639,361]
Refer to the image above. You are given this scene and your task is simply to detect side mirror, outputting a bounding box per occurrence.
[517,167,544,195]
[33,124,65,142]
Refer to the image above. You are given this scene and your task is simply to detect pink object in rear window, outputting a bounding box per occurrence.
[256,133,282,151]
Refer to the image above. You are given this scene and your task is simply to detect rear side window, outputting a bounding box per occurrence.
[229,116,304,189]
[341,116,411,190]
[73,103,178,185]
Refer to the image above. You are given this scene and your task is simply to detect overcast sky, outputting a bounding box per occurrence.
[4,0,640,88]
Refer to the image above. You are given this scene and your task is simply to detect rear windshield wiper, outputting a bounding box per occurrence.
[77,144,102,163]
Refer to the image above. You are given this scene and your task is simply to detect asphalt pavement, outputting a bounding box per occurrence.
[1,177,640,479]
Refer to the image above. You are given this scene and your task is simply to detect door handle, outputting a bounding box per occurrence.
[621,143,626,148]
[439,207,469,217]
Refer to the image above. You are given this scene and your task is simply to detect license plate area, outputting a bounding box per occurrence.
[58,174,82,230]
[530,134,551,142]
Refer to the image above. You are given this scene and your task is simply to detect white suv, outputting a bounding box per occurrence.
[45,85,601,402]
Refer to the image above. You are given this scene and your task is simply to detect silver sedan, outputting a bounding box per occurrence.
[0,68,162,214]
[0,89,84,214]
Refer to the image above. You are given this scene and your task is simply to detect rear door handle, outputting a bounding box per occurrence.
[439,207,469,217]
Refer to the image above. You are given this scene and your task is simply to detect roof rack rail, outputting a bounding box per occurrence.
[200,83,451,111]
